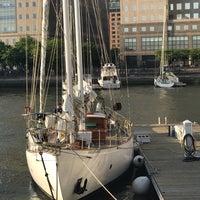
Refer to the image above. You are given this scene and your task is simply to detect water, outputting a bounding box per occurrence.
[0,85,200,200]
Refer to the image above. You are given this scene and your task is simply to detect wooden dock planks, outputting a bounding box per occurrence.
[135,124,200,200]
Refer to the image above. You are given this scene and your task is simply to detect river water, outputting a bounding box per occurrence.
[0,84,200,200]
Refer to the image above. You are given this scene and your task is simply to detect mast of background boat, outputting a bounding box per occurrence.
[74,0,85,130]
[160,0,167,79]
[62,0,75,142]
[39,0,49,113]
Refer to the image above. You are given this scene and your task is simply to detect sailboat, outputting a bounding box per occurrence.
[154,2,174,88]
[23,1,134,200]
[154,2,186,88]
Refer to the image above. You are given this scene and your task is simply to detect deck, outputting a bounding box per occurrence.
[135,124,200,200]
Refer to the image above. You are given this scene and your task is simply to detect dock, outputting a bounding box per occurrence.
[135,124,200,200]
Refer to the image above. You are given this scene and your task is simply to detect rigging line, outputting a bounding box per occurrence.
[83,0,102,64]
[25,37,29,107]
[56,162,58,200]
[39,152,56,200]
[92,0,109,63]
[69,146,117,200]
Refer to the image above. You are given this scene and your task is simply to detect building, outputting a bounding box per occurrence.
[0,0,43,45]
[108,0,120,50]
[120,0,200,68]
[0,0,58,46]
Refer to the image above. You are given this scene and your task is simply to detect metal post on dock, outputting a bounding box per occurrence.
[165,117,167,125]
[158,117,161,125]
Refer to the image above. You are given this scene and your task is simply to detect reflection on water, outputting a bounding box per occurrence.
[1,85,200,199]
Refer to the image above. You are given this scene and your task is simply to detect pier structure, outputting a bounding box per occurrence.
[135,123,200,200]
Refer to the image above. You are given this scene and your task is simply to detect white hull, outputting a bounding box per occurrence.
[154,76,174,88]
[98,80,121,89]
[98,63,121,89]
[26,138,133,200]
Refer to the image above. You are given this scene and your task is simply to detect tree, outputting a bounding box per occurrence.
[190,48,200,66]
[0,41,12,68]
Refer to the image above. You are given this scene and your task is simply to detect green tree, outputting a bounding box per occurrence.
[0,41,12,68]
[190,48,200,65]
[4,36,38,72]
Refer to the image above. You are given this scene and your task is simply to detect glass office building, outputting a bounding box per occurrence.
[0,0,16,33]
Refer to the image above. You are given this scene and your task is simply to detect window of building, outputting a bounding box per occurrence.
[185,3,190,10]
[18,2,22,7]
[124,6,128,12]
[26,14,29,19]
[150,26,155,31]
[26,2,29,7]
[192,35,200,48]
[141,16,146,21]
[12,38,16,45]
[185,13,190,19]
[124,27,129,32]
[132,27,137,32]
[177,3,182,10]
[194,13,199,19]
[150,15,154,21]
[132,16,136,22]
[168,36,188,49]
[141,27,146,32]
[142,37,162,51]
[175,25,181,31]
[141,5,146,11]
[132,5,136,11]
[176,14,182,19]
[158,4,163,10]
[19,26,23,31]
[168,26,172,31]
[150,4,154,10]
[158,25,163,32]
[170,4,174,10]
[19,14,22,19]
[184,25,188,30]
[158,15,162,21]
[192,25,197,30]
[125,17,128,22]
[26,26,30,31]
[193,2,199,9]
[32,2,37,7]
[124,38,137,51]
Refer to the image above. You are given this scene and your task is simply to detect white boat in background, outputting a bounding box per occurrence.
[98,63,121,89]
[163,70,186,87]
[154,2,186,88]
[154,73,174,88]
[154,2,174,88]
[23,1,133,200]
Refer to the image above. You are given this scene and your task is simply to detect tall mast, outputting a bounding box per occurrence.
[40,0,49,113]
[62,0,74,119]
[74,0,83,97]
[74,0,85,130]
[160,0,167,77]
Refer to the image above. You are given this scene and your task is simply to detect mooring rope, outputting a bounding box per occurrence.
[69,146,117,200]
